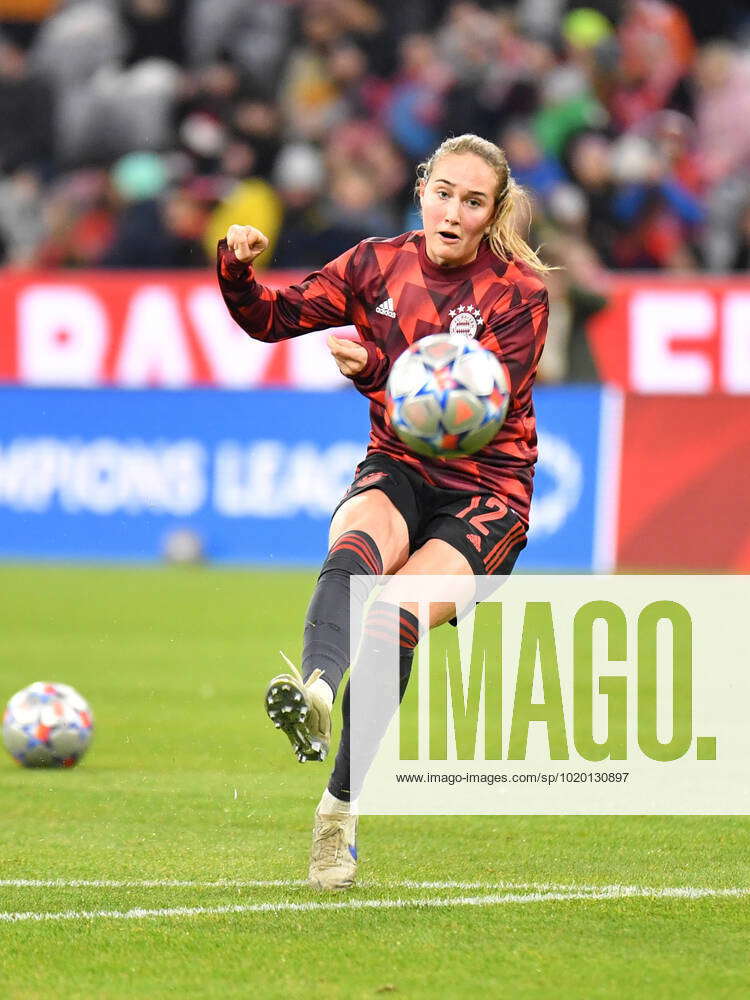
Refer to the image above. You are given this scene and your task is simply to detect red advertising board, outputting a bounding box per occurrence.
[0,269,352,390]
[588,276,750,395]
[616,394,750,571]
[2,269,749,394]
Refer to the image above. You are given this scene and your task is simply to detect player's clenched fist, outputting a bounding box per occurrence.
[328,335,368,377]
[226,224,269,263]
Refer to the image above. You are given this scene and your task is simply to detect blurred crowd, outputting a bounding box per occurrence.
[1,0,750,379]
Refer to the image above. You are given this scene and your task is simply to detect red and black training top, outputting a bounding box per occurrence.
[216,230,548,525]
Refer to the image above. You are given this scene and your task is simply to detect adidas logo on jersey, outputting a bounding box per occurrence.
[375,297,396,318]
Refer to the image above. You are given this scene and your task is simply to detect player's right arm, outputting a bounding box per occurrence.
[217,225,356,343]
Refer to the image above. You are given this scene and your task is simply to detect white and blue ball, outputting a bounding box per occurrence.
[386,334,510,458]
[2,682,94,768]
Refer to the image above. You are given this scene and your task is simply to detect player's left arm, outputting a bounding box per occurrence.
[482,286,549,400]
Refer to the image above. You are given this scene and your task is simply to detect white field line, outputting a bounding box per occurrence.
[0,879,621,890]
[1,886,749,924]
[0,879,310,889]
[0,878,748,894]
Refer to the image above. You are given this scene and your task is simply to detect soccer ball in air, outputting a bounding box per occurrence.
[2,682,94,768]
[385,334,510,458]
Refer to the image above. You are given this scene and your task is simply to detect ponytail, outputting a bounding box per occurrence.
[488,176,552,274]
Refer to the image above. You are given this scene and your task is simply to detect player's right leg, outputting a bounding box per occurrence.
[265,474,410,764]
[309,537,474,891]
[305,489,412,891]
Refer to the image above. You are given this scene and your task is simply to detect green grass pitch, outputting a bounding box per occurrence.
[0,565,748,999]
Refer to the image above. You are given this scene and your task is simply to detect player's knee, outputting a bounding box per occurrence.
[329,491,407,567]
[320,529,383,580]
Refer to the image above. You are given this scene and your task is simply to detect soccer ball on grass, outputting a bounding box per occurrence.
[2,682,94,768]
[385,334,510,458]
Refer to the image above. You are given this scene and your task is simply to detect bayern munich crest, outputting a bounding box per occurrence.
[448,305,484,338]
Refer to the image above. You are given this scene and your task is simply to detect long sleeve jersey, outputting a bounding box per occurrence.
[217,230,548,525]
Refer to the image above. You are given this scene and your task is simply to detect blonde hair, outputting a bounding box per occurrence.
[416,133,552,275]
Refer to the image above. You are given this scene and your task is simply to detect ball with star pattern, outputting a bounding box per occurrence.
[3,682,94,768]
[385,334,510,458]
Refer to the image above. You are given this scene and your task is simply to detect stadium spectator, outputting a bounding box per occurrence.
[270,142,330,268]
[228,99,282,182]
[534,61,608,160]
[384,33,451,159]
[643,109,701,195]
[29,0,125,92]
[691,42,750,269]
[174,60,240,175]
[502,120,566,204]
[565,131,620,267]
[325,162,395,238]
[185,0,292,91]
[322,119,410,233]
[0,36,53,177]
[609,133,704,269]
[0,168,45,267]
[693,42,750,189]
[324,40,388,125]
[608,0,695,130]
[98,150,184,268]
[278,5,349,141]
[540,233,610,383]
[35,168,116,268]
[161,185,210,266]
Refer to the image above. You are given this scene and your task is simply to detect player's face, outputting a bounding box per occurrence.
[419,153,498,268]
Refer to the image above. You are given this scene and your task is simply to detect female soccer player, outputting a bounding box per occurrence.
[216,133,549,891]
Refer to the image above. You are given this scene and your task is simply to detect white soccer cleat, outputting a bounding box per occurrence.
[308,807,358,891]
[264,653,332,762]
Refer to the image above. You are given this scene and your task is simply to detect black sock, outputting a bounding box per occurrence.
[301,530,383,698]
[327,603,420,801]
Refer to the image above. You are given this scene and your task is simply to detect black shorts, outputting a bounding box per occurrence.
[333,453,527,577]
